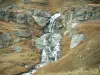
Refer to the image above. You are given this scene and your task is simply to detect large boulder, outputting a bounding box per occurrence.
[70,34,85,49]
[1,33,11,42]
[9,12,27,24]
[12,30,30,38]
[35,38,47,50]
[28,9,51,27]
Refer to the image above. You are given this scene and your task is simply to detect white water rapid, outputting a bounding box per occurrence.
[22,13,62,75]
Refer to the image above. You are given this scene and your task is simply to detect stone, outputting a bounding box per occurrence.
[13,30,30,38]
[28,9,51,27]
[12,45,22,52]
[33,16,50,27]
[33,9,51,18]
[27,15,35,26]
[48,33,61,47]
[68,29,76,38]
[1,33,11,42]
[35,38,47,50]
[13,38,21,43]
[70,34,85,49]
[0,6,14,21]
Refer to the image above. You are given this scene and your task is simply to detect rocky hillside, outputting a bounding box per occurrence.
[35,21,100,75]
[0,0,100,75]
[0,0,49,75]
[34,3,100,75]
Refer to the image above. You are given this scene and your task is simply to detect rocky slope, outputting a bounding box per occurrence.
[0,1,50,75]
[34,4,100,75]
[0,0,100,75]
[0,16,42,75]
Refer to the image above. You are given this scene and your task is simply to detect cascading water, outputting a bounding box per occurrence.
[22,13,62,75]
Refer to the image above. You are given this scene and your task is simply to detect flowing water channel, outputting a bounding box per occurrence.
[22,13,62,75]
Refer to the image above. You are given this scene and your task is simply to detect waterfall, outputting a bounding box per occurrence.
[22,13,62,75]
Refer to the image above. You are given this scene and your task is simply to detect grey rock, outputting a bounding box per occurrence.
[33,16,49,27]
[33,9,51,18]
[13,30,30,38]
[12,45,22,52]
[0,9,5,20]
[9,12,27,24]
[68,29,76,38]
[1,33,11,42]
[28,9,51,27]
[3,10,10,21]
[48,33,61,47]
[13,38,21,43]
[35,38,47,50]
[70,34,85,49]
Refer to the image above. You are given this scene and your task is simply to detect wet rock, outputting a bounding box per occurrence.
[0,9,5,20]
[3,10,10,21]
[35,38,47,50]
[0,6,15,21]
[70,34,85,49]
[48,33,61,47]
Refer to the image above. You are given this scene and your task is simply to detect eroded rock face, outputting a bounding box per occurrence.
[12,30,30,38]
[9,12,27,24]
[61,5,100,49]
[62,6,100,30]
[70,34,85,49]
[28,9,51,27]
[0,6,51,28]
[0,21,41,75]
[0,7,44,74]
[0,1,50,75]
